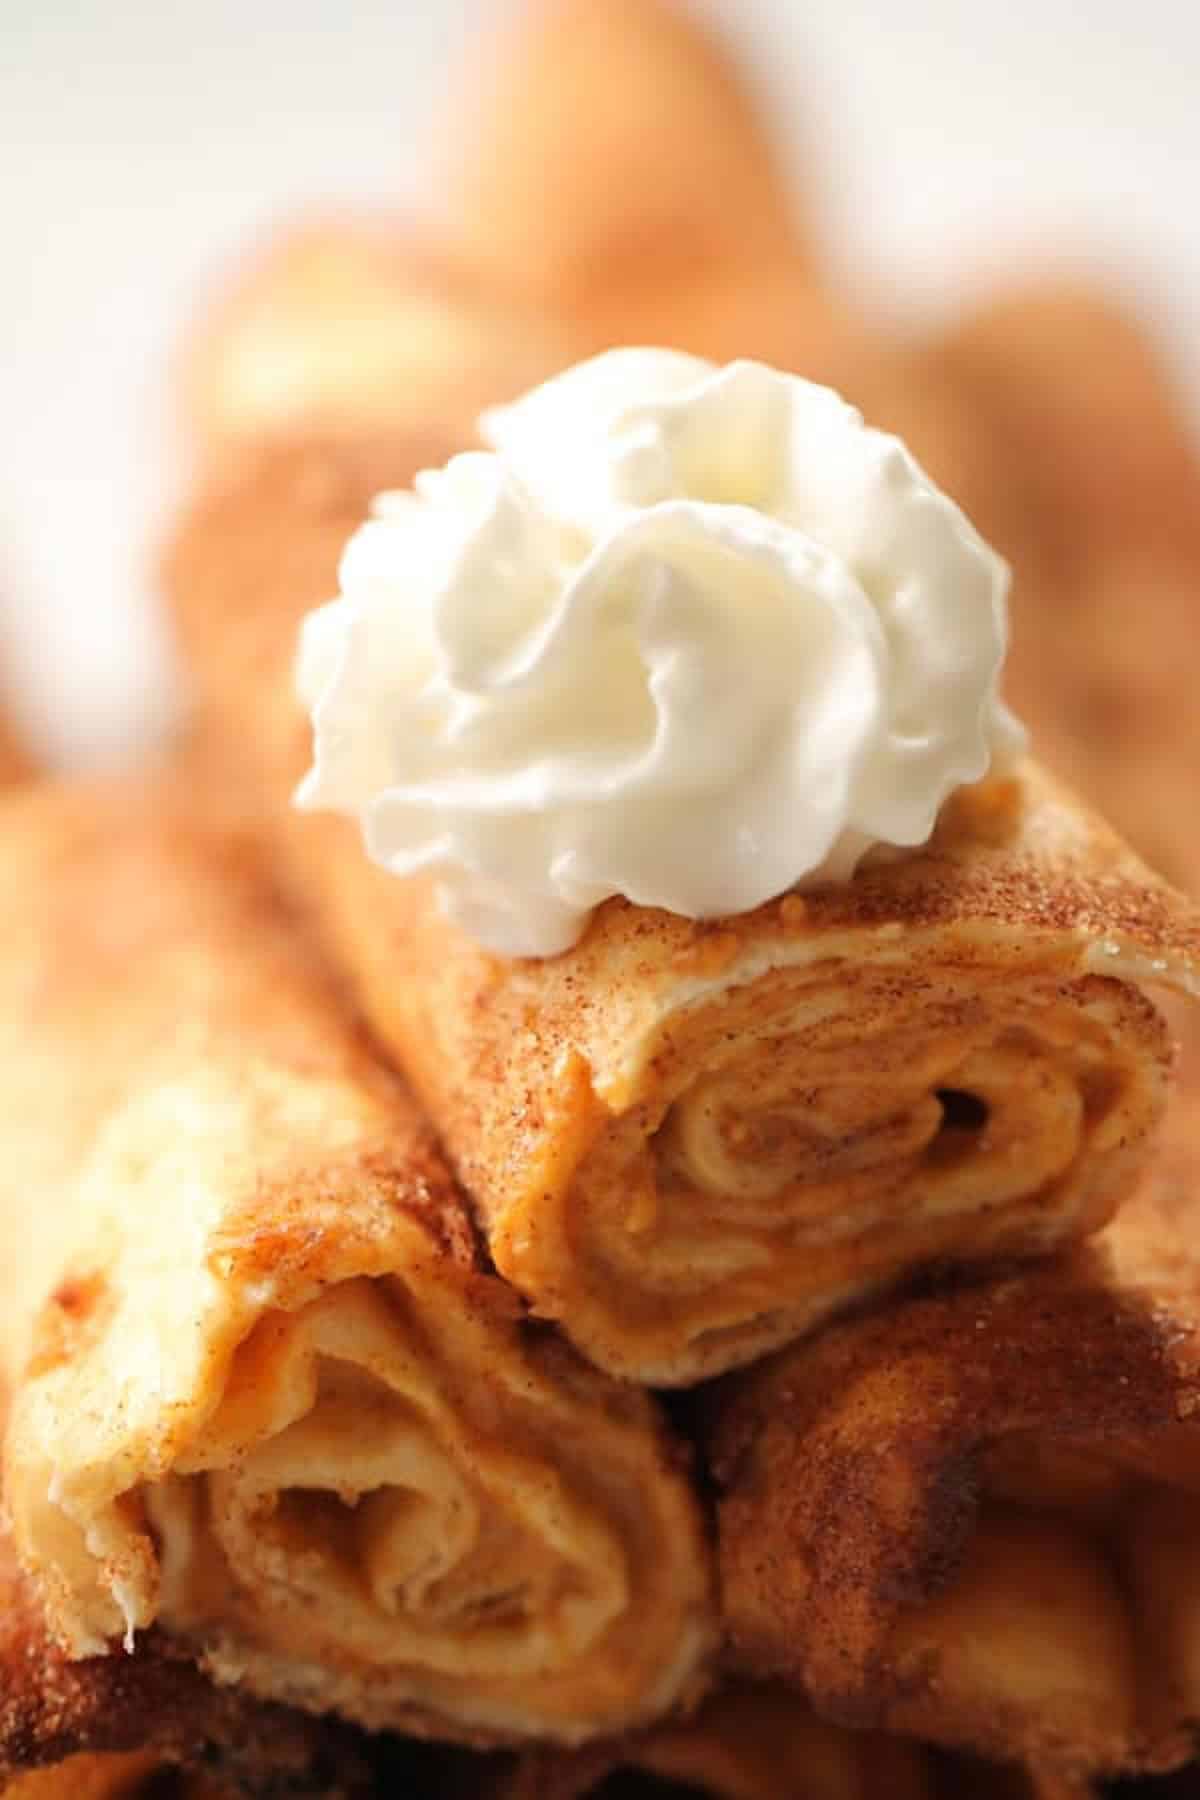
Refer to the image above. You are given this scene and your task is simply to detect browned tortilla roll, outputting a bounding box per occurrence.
[0,776,714,1745]
[702,1031,1200,1779]
[166,436,1200,1386]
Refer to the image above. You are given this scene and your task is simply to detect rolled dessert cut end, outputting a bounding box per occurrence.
[164,434,1200,1386]
[0,777,714,1745]
[446,767,1194,1383]
[702,1043,1200,1778]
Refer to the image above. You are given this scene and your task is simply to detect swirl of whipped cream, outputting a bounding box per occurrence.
[296,350,1025,957]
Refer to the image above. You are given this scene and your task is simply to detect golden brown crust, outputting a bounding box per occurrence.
[702,1047,1200,1779]
[0,768,477,1354]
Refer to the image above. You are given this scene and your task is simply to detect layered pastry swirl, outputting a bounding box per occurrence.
[0,779,713,1744]
[705,1037,1200,1776]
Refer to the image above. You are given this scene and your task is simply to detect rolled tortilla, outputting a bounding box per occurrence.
[702,1028,1200,1779]
[0,776,713,1744]
[166,436,1200,1385]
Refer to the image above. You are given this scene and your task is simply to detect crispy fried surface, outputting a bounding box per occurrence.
[704,1042,1200,1778]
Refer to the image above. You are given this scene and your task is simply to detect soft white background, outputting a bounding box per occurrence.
[4,0,1199,762]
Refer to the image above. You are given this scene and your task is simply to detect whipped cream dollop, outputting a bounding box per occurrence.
[296,350,1025,957]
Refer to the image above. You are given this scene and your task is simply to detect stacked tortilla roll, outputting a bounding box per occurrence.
[680,280,1200,1779]
[151,2,1200,1785]
[0,767,1107,1792]
[167,433,1200,1393]
[704,1030,1200,1774]
[158,408,1200,1782]
[0,775,713,1749]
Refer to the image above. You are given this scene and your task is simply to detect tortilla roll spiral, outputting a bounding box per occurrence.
[0,776,713,1746]
[703,1028,1200,1779]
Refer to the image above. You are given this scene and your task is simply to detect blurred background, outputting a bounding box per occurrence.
[5,0,1200,764]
